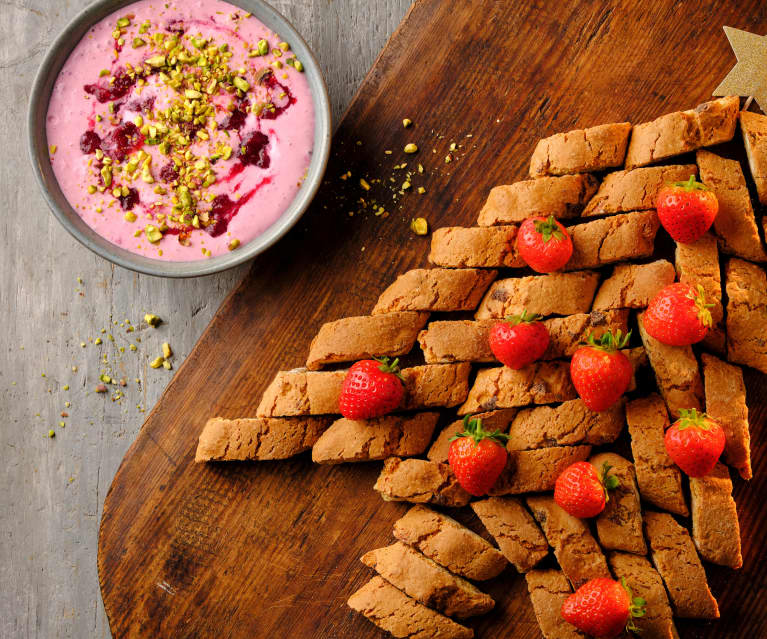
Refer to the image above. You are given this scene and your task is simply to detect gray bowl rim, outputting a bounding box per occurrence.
[28,0,331,278]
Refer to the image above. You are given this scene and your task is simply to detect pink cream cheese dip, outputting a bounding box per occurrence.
[46,0,315,260]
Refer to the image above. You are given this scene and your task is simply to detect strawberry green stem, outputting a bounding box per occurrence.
[677,408,714,431]
[504,309,543,325]
[449,415,509,446]
[672,174,709,191]
[533,215,564,243]
[375,357,405,382]
[584,329,631,352]
[621,577,647,633]
[688,284,714,328]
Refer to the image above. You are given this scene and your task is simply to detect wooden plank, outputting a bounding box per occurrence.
[98,1,767,637]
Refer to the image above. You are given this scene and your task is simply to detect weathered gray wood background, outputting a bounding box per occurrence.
[0,1,411,636]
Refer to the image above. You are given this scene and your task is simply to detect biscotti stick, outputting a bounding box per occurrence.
[589,453,646,555]
[392,505,507,581]
[701,353,751,480]
[582,164,697,217]
[475,270,599,319]
[458,361,576,415]
[625,395,688,517]
[372,268,497,314]
[194,416,331,462]
[625,96,738,169]
[689,463,742,569]
[347,576,474,639]
[361,542,494,618]
[697,150,767,262]
[418,310,629,364]
[311,413,438,464]
[675,233,725,354]
[374,457,471,507]
[428,409,516,463]
[564,210,660,271]
[739,109,767,205]
[526,495,610,589]
[508,399,625,450]
[637,313,704,418]
[529,122,632,177]
[592,260,675,310]
[607,552,678,639]
[305,312,428,370]
[477,173,599,225]
[525,570,587,639]
[725,258,767,374]
[428,226,524,268]
[471,497,548,573]
[490,445,592,495]
[257,363,470,417]
[644,511,719,619]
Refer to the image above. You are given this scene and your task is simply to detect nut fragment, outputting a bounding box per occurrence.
[144,313,162,327]
[404,143,418,154]
[410,217,428,235]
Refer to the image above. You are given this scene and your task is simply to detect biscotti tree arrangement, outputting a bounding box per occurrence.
[195,94,766,638]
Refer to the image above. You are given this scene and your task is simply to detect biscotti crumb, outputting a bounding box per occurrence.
[529,122,632,177]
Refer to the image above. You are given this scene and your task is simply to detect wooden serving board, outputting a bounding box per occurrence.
[99,1,767,637]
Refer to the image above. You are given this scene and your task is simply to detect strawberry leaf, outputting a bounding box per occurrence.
[504,309,543,325]
[687,284,714,328]
[621,577,647,633]
[449,415,510,446]
[374,356,405,382]
[677,408,715,431]
[533,215,565,243]
[585,329,632,352]
[672,174,709,191]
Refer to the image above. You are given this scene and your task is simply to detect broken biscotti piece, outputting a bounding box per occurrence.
[470,497,548,573]
[690,462,743,569]
[582,164,697,217]
[361,542,494,619]
[675,233,725,354]
[194,416,331,462]
[428,409,516,463]
[458,361,576,414]
[644,511,720,619]
[508,399,625,450]
[529,122,632,177]
[726,258,767,374]
[374,457,471,507]
[305,312,428,370]
[428,226,524,268]
[589,452,646,555]
[392,505,507,581]
[526,495,610,589]
[418,310,629,364]
[624,96,739,169]
[638,313,704,418]
[475,270,599,319]
[697,150,767,262]
[607,552,678,639]
[372,268,497,314]
[626,395,688,517]
[311,412,438,464]
[525,570,587,639]
[592,260,676,311]
[491,445,592,495]
[477,173,599,225]
[257,363,470,416]
[701,353,751,480]
[740,109,767,205]
[565,210,660,271]
[347,576,474,639]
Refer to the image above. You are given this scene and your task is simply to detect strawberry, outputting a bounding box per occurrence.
[561,577,646,638]
[643,282,713,346]
[656,174,718,243]
[339,357,404,419]
[448,416,510,496]
[664,409,726,477]
[554,461,620,518]
[517,215,573,273]
[569,330,633,412]
[488,310,550,369]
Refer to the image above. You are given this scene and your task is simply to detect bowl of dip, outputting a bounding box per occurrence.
[29,0,331,277]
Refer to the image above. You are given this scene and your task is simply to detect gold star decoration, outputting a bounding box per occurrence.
[713,26,767,112]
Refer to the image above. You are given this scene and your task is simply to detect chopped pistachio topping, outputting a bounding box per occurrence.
[293,59,304,72]
[410,217,428,235]
[162,360,172,370]
[162,342,172,359]
[404,143,418,154]
[150,356,164,369]
[124,211,137,223]
[257,39,269,55]
[402,118,412,128]
[144,313,162,327]
[228,238,240,250]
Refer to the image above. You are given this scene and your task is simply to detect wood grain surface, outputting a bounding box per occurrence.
[98,1,767,637]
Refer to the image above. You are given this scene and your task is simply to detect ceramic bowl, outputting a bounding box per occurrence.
[28,0,331,277]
